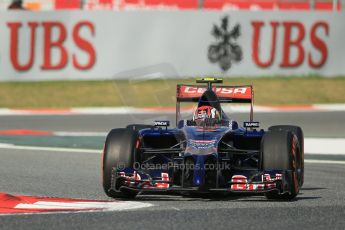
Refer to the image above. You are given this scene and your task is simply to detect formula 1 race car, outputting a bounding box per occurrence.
[102,78,304,200]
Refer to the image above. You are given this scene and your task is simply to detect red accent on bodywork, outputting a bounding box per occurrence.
[231,174,280,191]
[121,171,142,187]
[177,85,252,101]
[118,172,170,189]
[155,173,170,189]
[231,175,248,190]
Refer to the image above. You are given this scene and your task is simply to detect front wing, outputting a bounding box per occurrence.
[110,168,294,195]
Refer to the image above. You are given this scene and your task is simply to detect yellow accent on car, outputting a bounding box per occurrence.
[203,77,217,81]
[196,78,223,83]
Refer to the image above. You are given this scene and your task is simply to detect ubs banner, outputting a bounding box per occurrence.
[0,11,344,81]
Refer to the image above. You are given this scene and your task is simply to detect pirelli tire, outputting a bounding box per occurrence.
[268,125,304,187]
[261,130,302,200]
[102,128,139,199]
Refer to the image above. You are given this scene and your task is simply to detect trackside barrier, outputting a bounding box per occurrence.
[0,11,344,81]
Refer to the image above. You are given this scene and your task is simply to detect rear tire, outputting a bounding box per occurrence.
[102,128,139,199]
[269,125,304,187]
[261,130,301,200]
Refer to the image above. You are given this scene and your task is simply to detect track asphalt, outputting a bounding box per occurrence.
[0,112,344,229]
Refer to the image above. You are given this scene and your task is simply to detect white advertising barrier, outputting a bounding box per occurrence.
[0,11,344,81]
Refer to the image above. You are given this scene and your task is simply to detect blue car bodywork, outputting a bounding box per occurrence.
[108,79,297,196]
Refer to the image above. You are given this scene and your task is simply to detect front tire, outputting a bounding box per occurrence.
[102,128,139,199]
[261,130,301,200]
[269,125,304,187]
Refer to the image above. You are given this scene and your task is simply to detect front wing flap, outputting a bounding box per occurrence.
[110,168,292,195]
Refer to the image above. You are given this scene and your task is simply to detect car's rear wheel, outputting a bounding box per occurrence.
[102,128,139,199]
[261,130,301,200]
[269,125,304,187]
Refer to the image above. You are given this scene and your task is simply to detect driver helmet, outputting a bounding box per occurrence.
[193,106,220,125]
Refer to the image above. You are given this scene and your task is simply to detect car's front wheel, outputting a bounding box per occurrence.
[261,130,302,200]
[102,128,139,199]
[269,125,304,187]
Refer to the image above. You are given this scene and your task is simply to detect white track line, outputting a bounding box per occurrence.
[0,201,152,216]
[0,143,100,154]
[15,201,152,211]
[11,137,344,156]
[0,104,345,116]
[313,104,345,111]
[53,132,107,137]
[305,160,345,165]
[305,138,345,155]
[0,138,344,163]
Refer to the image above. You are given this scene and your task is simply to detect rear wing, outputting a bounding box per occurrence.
[176,84,254,125]
[176,85,253,103]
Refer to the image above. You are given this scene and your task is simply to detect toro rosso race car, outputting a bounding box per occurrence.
[102,78,304,200]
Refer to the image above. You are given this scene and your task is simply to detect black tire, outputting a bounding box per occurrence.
[102,128,139,199]
[269,125,304,187]
[261,130,301,200]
